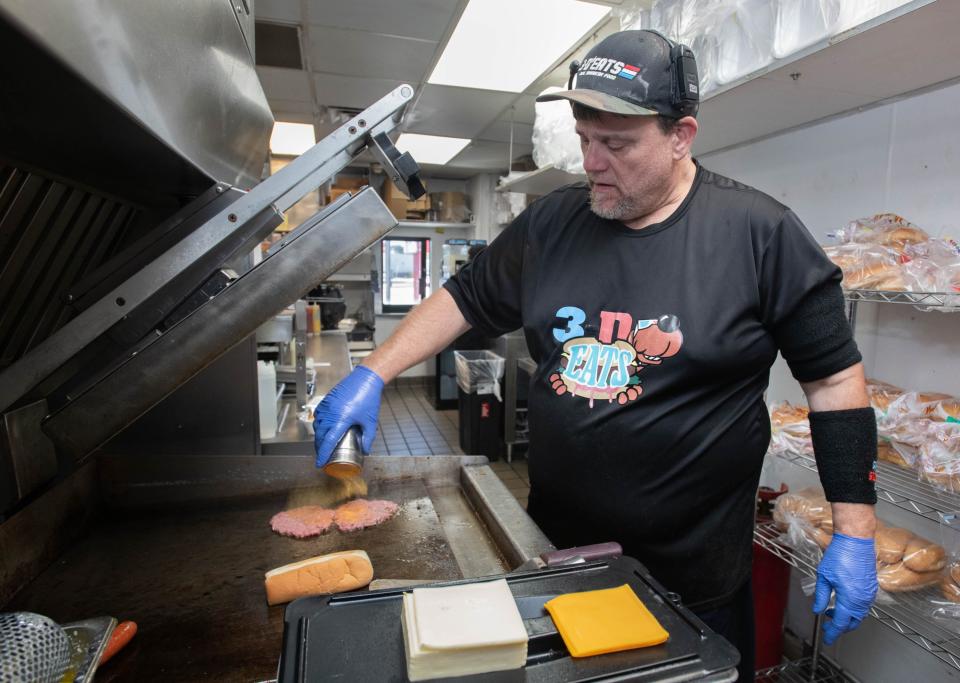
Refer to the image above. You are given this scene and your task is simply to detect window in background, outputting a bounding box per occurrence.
[381,237,431,313]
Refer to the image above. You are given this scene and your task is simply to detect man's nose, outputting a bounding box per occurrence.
[581,143,608,173]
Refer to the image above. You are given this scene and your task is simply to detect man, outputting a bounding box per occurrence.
[313,30,878,679]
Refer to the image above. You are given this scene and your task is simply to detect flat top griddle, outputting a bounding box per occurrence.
[6,479,472,682]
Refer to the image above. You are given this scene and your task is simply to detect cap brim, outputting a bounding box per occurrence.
[535,89,658,116]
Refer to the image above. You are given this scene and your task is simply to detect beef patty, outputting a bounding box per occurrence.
[270,505,336,538]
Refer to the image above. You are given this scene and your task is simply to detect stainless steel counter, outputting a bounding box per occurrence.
[262,330,352,455]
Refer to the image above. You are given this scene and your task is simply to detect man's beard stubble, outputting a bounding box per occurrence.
[587,168,673,223]
[588,181,650,222]
[589,187,640,221]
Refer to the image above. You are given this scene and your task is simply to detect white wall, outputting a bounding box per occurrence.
[703,81,960,680]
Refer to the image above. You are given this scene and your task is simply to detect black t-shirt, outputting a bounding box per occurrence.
[444,163,857,610]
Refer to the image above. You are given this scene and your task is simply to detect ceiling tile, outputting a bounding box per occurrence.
[313,73,407,110]
[306,0,459,41]
[477,119,534,146]
[448,139,534,173]
[524,18,619,95]
[306,26,436,82]
[256,0,302,24]
[526,61,572,97]
[405,84,516,139]
[267,99,316,121]
[509,95,538,124]
[257,66,312,101]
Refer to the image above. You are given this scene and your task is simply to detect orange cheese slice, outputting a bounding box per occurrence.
[545,584,669,658]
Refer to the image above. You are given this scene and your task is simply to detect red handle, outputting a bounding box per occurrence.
[99,620,137,665]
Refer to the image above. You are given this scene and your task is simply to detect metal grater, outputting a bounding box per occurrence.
[0,612,71,683]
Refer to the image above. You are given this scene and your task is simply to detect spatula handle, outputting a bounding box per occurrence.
[540,542,622,566]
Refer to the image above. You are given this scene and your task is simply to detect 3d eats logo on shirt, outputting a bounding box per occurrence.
[550,307,683,408]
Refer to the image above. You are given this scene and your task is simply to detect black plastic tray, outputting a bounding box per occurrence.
[279,556,739,682]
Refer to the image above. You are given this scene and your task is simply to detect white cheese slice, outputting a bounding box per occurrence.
[412,578,527,650]
[401,580,528,681]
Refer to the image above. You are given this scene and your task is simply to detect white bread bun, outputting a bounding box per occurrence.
[903,536,947,573]
[265,549,373,605]
[875,525,913,565]
[877,562,942,592]
[940,575,960,603]
[877,442,911,469]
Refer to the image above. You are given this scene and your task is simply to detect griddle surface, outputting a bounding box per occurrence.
[7,479,462,682]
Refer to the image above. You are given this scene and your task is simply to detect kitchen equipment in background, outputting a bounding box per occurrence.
[307,284,347,330]
[455,350,506,460]
[428,192,471,223]
[433,327,492,410]
[439,239,486,286]
[258,361,279,440]
[496,331,533,462]
[433,240,491,410]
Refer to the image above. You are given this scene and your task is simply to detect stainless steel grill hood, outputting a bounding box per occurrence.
[0,0,272,196]
[0,1,425,514]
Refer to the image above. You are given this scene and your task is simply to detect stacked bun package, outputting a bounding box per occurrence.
[773,488,946,592]
[821,213,960,296]
[769,380,960,495]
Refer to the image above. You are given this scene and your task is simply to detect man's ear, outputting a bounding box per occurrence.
[672,116,699,159]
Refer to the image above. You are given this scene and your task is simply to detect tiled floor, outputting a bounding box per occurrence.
[370,382,530,507]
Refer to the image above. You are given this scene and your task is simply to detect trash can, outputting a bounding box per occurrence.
[454,350,505,460]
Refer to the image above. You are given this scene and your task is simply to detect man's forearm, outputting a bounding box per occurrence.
[362,288,472,383]
[801,362,878,539]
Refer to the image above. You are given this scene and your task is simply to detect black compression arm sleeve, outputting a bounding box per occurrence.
[773,282,862,382]
[809,408,877,504]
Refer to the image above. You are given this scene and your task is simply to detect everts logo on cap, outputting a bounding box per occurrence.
[578,56,643,81]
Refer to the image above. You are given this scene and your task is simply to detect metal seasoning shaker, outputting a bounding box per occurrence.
[323,426,363,479]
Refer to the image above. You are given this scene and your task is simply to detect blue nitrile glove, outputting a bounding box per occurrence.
[313,366,384,468]
[813,533,878,645]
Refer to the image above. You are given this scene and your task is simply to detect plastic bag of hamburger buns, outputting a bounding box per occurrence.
[877,392,948,459]
[928,512,960,626]
[873,522,944,597]
[822,243,905,290]
[834,213,929,253]
[901,238,960,306]
[919,422,960,494]
[877,531,946,594]
[772,487,946,598]
[866,378,906,418]
[772,488,833,573]
[768,402,812,455]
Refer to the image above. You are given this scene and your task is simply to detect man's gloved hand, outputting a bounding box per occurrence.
[313,366,385,468]
[813,533,878,645]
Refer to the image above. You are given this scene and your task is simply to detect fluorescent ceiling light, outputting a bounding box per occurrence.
[429,0,610,93]
[270,122,316,156]
[396,133,471,165]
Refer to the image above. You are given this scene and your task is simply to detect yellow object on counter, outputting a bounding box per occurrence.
[545,584,669,658]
